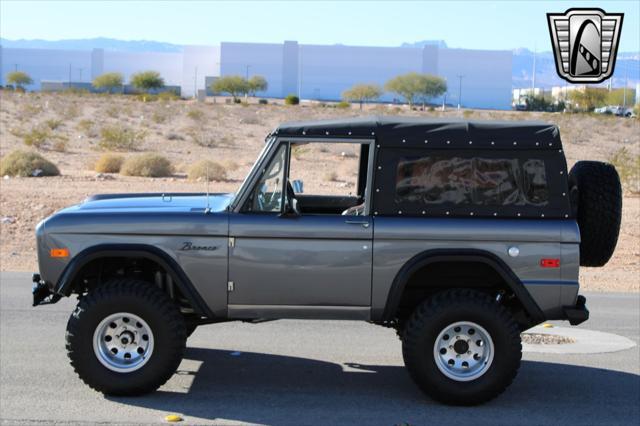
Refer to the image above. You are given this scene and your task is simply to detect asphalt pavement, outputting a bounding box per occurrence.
[1,271,638,425]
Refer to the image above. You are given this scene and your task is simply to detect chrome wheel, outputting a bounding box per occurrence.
[433,321,494,382]
[93,312,154,373]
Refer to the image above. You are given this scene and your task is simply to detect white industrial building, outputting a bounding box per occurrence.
[1,41,513,109]
[221,42,512,109]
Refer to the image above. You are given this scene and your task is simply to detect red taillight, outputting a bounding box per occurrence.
[540,258,560,268]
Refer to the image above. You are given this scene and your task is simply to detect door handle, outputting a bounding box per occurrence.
[345,220,370,228]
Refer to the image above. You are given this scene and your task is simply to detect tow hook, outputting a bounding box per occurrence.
[32,274,61,306]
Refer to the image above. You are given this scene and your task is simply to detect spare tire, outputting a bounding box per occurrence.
[569,161,622,266]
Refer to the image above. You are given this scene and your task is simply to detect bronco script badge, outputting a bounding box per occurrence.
[547,8,623,83]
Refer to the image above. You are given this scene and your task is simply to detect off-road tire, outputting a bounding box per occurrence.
[402,289,521,405]
[66,278,186,395]
[569,160,622,266]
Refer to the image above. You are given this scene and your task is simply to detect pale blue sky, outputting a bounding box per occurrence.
[1,0,638,52]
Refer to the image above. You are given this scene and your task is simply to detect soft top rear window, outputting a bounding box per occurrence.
[395,156,549,207]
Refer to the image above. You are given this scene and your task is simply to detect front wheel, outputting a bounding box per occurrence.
[66,279,186,395]
[402,289,522,405]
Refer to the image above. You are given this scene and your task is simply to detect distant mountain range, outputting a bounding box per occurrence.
[1,37,637,88]
[0,37,183,52]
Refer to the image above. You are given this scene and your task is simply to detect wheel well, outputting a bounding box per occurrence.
[393,260,534,330]
[68,256,197,316]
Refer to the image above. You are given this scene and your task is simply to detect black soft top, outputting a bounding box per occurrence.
[275,116,562,150]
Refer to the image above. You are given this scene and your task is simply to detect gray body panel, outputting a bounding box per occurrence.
[228,214,372,317]
[371,217,580,319]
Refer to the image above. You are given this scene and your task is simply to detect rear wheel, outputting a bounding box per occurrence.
[66,278,186,395]
[402,289,521,405]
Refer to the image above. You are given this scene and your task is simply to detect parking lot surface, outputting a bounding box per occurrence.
[1,272,638,425]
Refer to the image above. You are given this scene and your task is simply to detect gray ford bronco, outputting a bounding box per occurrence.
[32,117,622,405]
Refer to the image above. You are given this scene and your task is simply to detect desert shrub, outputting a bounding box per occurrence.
[157,91,180,101]
[222,159,239,171]
[0,150,60,177]
[233,98,242,104]
[336,101,351,109]
[120,153,173,177]
[105,106,120,118]
[99,125,145,151]
[609,147,640,194]
[189,131,218,147]
[188,160,227,181]
[45,119,62,130]
[23,126,50,148]
[258,98,268,105]
[51,137,68,152]
[152,110,170,124]
[94,153,125,173]
[463,110,474,118]
[285,94,300,105]
[187,108,205,121]
[239,116,262,125]
[166,132,185,141]
[59,103,80,120]
[76,119,97,137]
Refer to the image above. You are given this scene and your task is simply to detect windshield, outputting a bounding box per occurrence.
[229,136,276,210]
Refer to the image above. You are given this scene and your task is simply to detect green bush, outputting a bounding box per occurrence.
[258,98,268,105]
[44,119,63,130]
[94,153,125,173]
[99,125,145,151]
[157,91,180,101]
[336,101,351,109]
[121,154,173,177]
[0,150,60,177]
[188,160,227,181]
[187,108,205,121]
[22,127,50,148]
[285,94,300,105]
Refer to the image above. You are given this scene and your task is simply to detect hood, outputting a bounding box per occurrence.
[64,192,234,214]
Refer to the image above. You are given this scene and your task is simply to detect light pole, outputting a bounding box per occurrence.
[457,75,464,109]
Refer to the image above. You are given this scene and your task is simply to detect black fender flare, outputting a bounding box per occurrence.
[381,249,545,322]
[55,244,213,317]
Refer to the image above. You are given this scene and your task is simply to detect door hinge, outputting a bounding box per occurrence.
[228,237,235,248]
[227,281,234,292]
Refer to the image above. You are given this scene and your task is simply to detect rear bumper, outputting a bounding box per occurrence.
[562,295,589,325]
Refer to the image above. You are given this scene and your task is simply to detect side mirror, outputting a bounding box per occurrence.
[292,179,304,194]
[280,196,301,218]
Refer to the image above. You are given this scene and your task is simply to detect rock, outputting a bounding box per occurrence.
[3,175,9,180]
[31,169,43,177]
[1,216,16,224]
[95,173,115,181]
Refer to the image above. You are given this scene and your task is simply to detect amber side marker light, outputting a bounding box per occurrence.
[50,248,70,258]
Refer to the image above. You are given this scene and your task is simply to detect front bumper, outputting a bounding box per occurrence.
[32,273,60,306]
[562,295,589,325]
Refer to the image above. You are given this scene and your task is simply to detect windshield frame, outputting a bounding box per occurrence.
[228,136,277,212]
